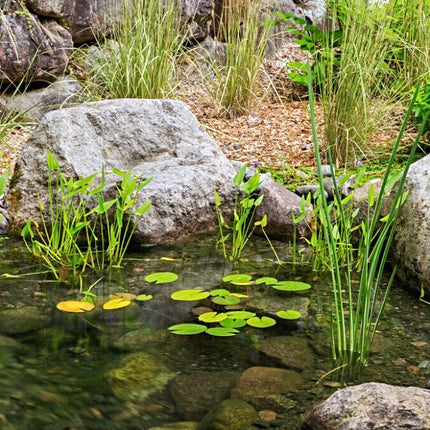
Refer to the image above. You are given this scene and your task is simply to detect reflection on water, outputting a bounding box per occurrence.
[0,235,429,429]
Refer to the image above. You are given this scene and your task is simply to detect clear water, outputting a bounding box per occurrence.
[0,235,429,430]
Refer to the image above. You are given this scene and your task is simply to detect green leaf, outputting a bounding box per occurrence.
[222,274,253,284]
[233,164,247,187]
[136,294,153,301]
[246,316,276,328]
[205,327,239,337]
[171,289,210,301]
[276,310,302,320]
[135,200,152,216]
[225,310,256,319]
[271,281,311,292]
[145,271,178,284]
[220,318,247,328]
[210,289,230,297]
[255,277,278,285]
[211,295,241,305]
[198,312,227,323]
[214,189,221,206]
[168,323,207,335]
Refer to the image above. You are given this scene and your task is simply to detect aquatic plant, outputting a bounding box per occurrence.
[308,61,429,373]
[21,152,152,279]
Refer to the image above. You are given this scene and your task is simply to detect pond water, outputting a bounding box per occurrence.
[0,234,429,430]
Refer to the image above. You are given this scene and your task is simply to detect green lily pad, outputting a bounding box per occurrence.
[277,310,302,320]
[225,310,256,320]
[246,316,276,328]
[136,294,153,301]
[205,327,240,337]
[271,281,311,292]
[145,271,178,284]
[212,295,241,305]
[255,277,278,285]
[198,312,228,323]
[171,289,210,301]
[222,274,253,284]
[210,289,230,297]
[220,318,247,328]
[168,323,207,335]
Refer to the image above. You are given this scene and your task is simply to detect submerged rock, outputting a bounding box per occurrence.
[107,352,177,401]
[0,306,50,335]
[302,382,430,429]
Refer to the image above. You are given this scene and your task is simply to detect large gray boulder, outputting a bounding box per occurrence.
[389,154,430,295]
[7,98,236,244]
[302,382,430,429]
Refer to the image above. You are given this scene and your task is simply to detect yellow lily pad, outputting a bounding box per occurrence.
[56,300,95,313]
[109,292,136,301]
[103,298,131,310]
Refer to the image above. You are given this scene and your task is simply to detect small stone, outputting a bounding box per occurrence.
[407,365,421,376]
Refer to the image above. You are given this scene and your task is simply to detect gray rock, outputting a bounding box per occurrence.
[0,306,50,334]
[0,207,9,234]
[7,98,236,244]
[1,78,84,121]
[230,366,303,412]
[296,184,325,200]
[0,2,72,84]
[258,336,315,372]
[323,175,356,199]
[170,371,241,421]
[302,382,430,429]
[255,180,312,240]
[388,154,430,295]
[197,398,259,430]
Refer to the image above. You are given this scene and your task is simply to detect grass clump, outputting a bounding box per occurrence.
[90,0,184,99]
[197,0,272,118]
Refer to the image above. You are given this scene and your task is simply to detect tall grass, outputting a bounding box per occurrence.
[198,0,272,117]
[92,0,184,99]
[308,57,429,373]
[317,0,401,166]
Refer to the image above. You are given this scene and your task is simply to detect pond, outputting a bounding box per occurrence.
[0,234,429,430]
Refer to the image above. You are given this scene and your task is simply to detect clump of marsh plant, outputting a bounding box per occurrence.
[197,0,273,118]
[91,0,184,99]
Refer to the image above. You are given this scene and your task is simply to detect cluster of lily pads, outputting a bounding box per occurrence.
[56,270,311,337]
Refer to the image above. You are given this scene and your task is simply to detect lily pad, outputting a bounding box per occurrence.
[109,292,136,301]
[225,310,256,320]
[222,274,253,284]
[212,295,241,305]
[205,327,240,337]
[198,312,228,323]
[103,298,131,310]
[210,289,230,297]
[277,310,302,320]
[220,318,247,328]
[145,272,178,284]
[246,316,276,328]
[271,281,311,292]
[136,294,153,301]
[255,277,278,285]
[168,323,207,335]
[56,301,95,313]
[171,289,210,301]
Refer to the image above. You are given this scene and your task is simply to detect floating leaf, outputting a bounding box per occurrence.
[255,277,278,285]
[171,289,210,301]
[198,312,227,323]
[168,323,207,335]
[103,298,131,310]
[210,289,230,297]
[160,256,179,261]
[229,293,248,299]
[271,281,311,292]
[246,316,276,328]
[212,295,241,305]
[145,272,178,284]
[225,310,256,320]
[220,318,247,328]
[205,327,239,337]
[56,301,95,313]
[136,294,153,301]
[277,310,302,320]
[222,274,252,284]
[109,292,136,301]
